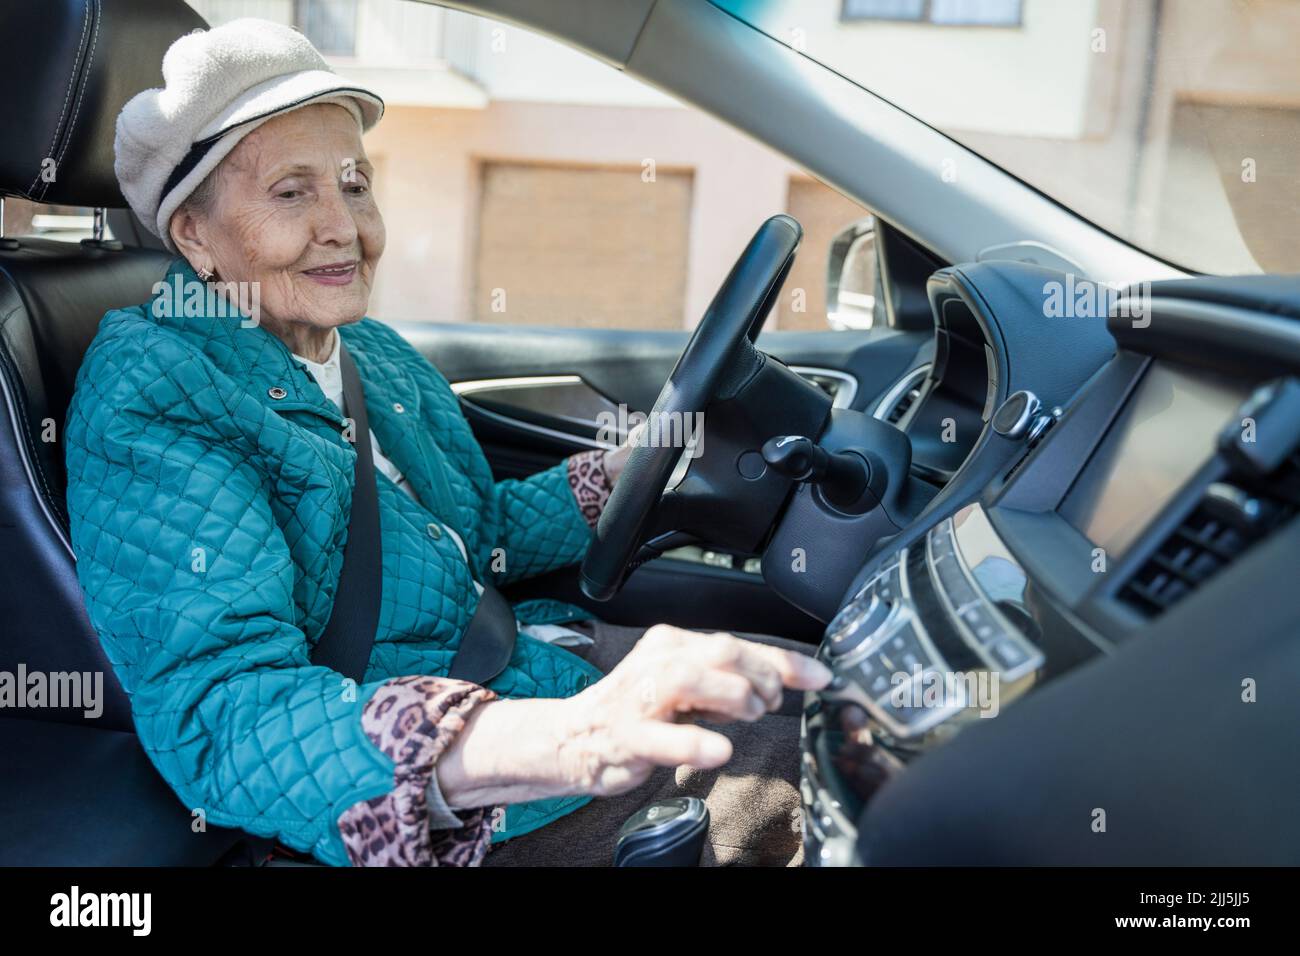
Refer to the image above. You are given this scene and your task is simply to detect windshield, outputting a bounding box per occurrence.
[712,0,1300,275]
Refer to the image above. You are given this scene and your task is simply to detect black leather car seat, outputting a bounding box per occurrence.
[0,0,247,864]
[0,0,207,730]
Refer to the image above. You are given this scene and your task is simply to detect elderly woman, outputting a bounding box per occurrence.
[64,19,828,867]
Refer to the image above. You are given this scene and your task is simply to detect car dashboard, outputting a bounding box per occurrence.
[798,268,1300,866]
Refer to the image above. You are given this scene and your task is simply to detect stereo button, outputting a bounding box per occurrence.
[989,638,1030,671]
[861,654,892,697]
[881,625,928,675]
[935,555,978,608]
[930,528,955,560]
[875,564,903,603]
[960,603,1003,645]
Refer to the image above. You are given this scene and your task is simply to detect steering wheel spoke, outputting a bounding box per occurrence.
[581,215,832,602]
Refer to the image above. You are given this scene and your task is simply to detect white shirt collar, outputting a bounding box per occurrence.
[291,328,343,409]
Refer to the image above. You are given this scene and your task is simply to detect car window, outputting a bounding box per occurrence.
[1,198,114,244]
[713,0,1300,276]
[186,0,872,332]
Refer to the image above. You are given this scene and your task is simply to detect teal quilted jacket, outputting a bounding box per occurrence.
[64,257,607,866]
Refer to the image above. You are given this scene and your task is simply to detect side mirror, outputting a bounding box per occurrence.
[826,216,877,331]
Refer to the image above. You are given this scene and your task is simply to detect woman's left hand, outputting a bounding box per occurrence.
[601,421,646,485]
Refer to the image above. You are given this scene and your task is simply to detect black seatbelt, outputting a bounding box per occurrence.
[448,580,517,685]
[310,341,517,687]
[310,343,383,682]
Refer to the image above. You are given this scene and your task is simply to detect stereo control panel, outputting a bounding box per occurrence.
[815,505,1044,743]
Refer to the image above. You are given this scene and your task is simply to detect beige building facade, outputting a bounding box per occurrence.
[8,0,1297,333]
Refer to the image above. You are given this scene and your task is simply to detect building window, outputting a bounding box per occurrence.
[842,0,1022,26]
[295,0,358,56]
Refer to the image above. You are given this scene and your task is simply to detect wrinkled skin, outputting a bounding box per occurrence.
[168,103,383,361]
[167,102,635,485]
[435,626,831,807]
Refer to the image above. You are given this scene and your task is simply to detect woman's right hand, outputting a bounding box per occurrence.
[435,625,831,809]
[553,625,832,797]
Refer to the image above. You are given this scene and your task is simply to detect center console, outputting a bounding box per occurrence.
[799,297,1300,865]
[802,501,1051,865]
[819,505,1042,740]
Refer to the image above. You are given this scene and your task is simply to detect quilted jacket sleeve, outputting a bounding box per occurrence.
[363,319,601,587]
[484,447,618,585]
[482,456,601,586]
[64,321,496,866]
[565,448,615,530]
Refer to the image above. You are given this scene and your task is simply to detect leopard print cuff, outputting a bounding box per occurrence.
[339,675,499,867]
[567,449,614,529]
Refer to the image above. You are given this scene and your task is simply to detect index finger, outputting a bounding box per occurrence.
[738,641,833,691]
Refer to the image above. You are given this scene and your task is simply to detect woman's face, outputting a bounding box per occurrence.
[171,103,385,337]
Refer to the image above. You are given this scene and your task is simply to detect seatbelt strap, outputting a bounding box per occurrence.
[310,343,383,683]
[448,581,517,686]
[310,341,517,687]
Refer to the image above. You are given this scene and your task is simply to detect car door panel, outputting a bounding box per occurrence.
[390,320,928,637]
[393,320,930,462]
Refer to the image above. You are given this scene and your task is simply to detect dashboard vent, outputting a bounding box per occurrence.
[873,365,929,426]
[884,382,923,425]
[791,368,858,409]
[1119,457,1300,617]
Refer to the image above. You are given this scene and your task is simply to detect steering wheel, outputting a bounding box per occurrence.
[580,215,805,601]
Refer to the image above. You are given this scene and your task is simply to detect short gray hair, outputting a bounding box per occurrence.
[177,166,219,218]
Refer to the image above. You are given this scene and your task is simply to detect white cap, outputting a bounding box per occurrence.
[113,19,384,253]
